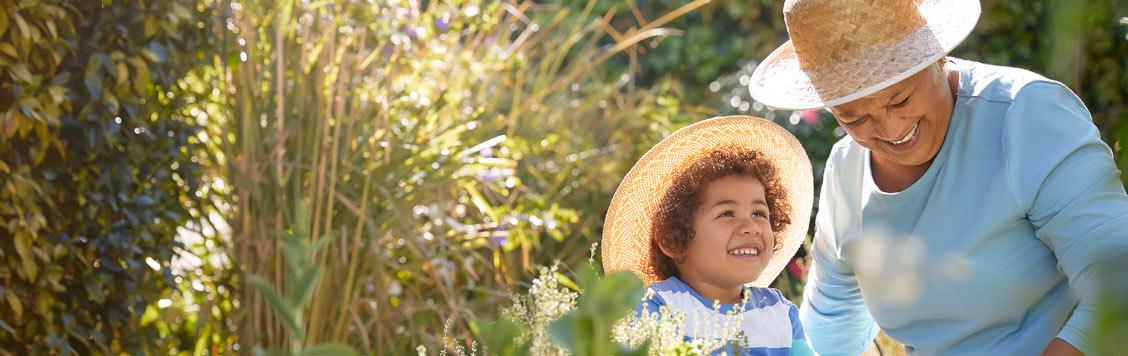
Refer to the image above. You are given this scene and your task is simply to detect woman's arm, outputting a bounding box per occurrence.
[1042,338,1083,356]
[799,158,880,355]
[1004,82,1128,355]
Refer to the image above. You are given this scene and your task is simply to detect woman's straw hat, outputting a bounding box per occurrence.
[601,116,814,287]
[749,0,981,110]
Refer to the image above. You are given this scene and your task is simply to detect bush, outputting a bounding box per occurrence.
[0,0,211,352]
[203,0,708,352]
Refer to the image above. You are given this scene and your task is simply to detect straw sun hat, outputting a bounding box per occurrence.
[749,0,981,110]
[601,116,814,287]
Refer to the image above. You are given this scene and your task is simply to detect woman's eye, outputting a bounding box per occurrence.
[890,96,910,109]
[841,116,864,126]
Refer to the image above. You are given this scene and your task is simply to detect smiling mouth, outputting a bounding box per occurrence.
[889,122,919,146]
[727,247,760,256]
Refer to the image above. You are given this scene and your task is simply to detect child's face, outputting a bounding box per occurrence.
[676,175,775,290]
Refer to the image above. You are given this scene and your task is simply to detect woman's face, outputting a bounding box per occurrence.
[675,175,776,291]
[829,63,956,168]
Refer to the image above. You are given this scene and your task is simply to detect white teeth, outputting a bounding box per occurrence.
[728,248,759,256]
[890,123,918,145]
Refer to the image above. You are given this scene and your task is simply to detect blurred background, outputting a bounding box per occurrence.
[0,0,1125,354]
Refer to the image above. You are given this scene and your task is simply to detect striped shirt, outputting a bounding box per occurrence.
[639,277,815,355]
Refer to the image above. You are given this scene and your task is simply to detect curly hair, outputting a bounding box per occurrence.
[648,147,792,281]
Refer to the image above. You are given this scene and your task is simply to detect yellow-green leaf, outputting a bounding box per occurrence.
[12,13,30,42]
[132,59,150,93]
[0,10,9,37]
[45,19,57,39]
[48,86,66,103]
[144,17,158,37]
[15,233,39,281]
[140,48,160,62]
[5,292,22,320]
[116,61,128,85]
[35,291,52,317]
[105,93,120,114]
[0,43,17,59]
[10,63,32,83]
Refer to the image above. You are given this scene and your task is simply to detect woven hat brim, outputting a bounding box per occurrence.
[601,116,814,287]
[748,0,981,110]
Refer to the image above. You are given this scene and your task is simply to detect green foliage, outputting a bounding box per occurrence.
[474,317,532,356]
[607,0,1128,186]
[1092,258,1128,354]
[959,0,1128,174]
[467,263,648,356]
[249,200,360,356]
[205,0,706,352]
[0,0,212,353]
[547,266,646,356]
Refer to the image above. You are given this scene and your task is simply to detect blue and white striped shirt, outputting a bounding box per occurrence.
[639,277,815,355]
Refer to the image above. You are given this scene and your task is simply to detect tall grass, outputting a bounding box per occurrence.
[206,0,711,352]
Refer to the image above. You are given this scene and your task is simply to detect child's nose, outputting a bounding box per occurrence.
[739,221,759,236]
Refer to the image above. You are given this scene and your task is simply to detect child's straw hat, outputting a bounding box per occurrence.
[602,116,814,287]
[749,0,981,110]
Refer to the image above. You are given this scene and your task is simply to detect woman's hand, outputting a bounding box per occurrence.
[1041,338,1082,356]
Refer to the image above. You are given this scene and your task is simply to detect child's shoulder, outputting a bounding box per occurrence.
[648,276,691,294]
[743,286,797,308]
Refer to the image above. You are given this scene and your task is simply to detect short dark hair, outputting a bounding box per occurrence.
[647,148,791,281]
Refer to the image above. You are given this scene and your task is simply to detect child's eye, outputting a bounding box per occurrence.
[753,210,768,218]
[718,210,734,218]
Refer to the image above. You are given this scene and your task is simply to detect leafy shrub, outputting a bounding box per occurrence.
[0,0,212,353]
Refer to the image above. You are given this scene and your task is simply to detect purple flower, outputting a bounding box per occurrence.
[435,18,449,32]
[490,232,507,246]
[481,167,503,182]
[403,26,418,38]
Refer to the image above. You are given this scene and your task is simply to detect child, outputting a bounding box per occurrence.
[602,116,815,355]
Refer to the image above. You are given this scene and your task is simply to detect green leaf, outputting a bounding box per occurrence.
[285,267,323,308]
[475,317,530,356]
[0,11,8,37]
[0,43,17,58]
[547,312,580,353]
[12,13,29,42]
[9,63,33,83]
[130,58,149,93]
[13,231,38,281]
[115,61,128,85]
[298,343,360,356]
[549,267,645,356]
[5,291,22,320]
[279,0,296,33]
[48,86,66,103]
[255,348,296,356]
[249,275,304,341]
[84,66,102,101]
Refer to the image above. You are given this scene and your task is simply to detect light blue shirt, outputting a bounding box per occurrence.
[800,58,1128,355]
[641,277,815,355]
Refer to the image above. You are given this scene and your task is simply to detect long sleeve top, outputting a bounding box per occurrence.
[800,58,1128,355]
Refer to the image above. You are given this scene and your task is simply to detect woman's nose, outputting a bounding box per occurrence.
[873,114,914,141]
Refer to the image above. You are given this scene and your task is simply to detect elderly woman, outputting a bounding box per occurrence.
[748,0,1128,355]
